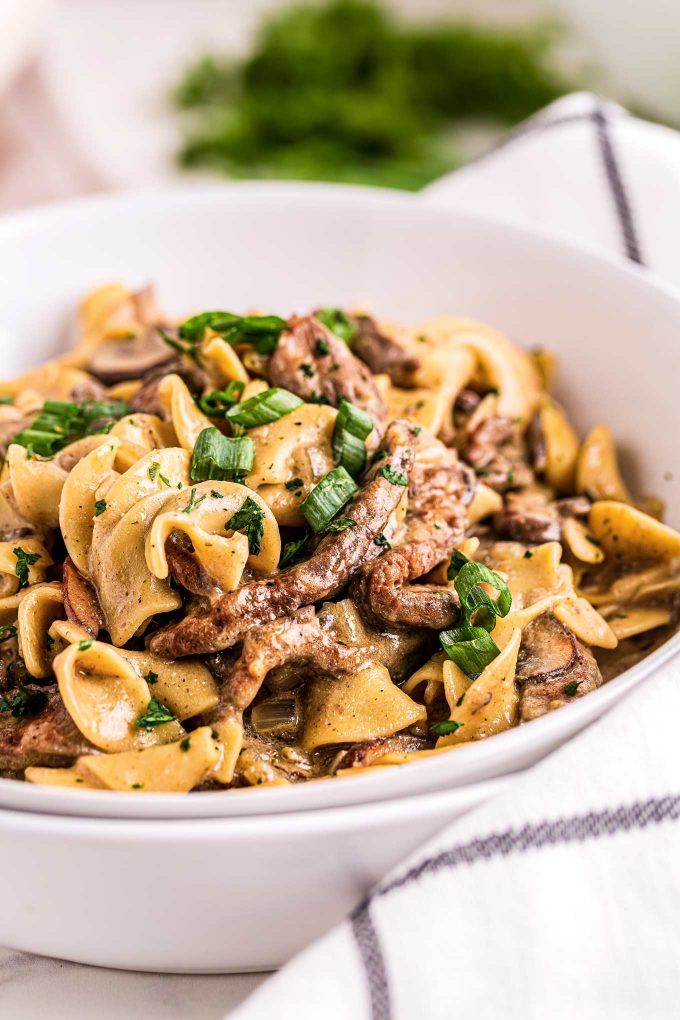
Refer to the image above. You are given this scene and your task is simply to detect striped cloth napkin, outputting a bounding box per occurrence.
[229,93,680,1020]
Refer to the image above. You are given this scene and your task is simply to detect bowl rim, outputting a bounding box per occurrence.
[0,180,678,820]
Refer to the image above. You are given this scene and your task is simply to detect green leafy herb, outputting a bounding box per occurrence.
[0,395,14,405]
[315,338,330,356]
[78,640,93,652]
[13,547,40,589]
[190,427,255,482]
[148,461,160,482]
[144,671,159,685]
[431,720,464,736]
[279,531,311,568]
[300,362,314,378]
[197,380,246,416]
[225,496,265,555]
[224,387,304,429]
[563,680,581,697]
[380,464,408,486]
[14,400,129,458]
[131,783,144,790]
[210,490,223,499]
[323,516,356,533]
[94,499,107,517]
[315,308,357,344]
[180,737,191,752]
[0,624,17,643]
[412,426,422,437]
[585,534,601,547]
[285,477,304,491]
[0,687,47,718]
[373,533,391,549]
[523,549,533,559]
[332,398,373,476]
[135,697,177,731]
[301,466,358,533]
[182,487,208,514]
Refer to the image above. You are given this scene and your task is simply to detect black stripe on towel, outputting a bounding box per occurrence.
[352,794,680,1020]
[351,902,391,1020]
[591,102,643,264]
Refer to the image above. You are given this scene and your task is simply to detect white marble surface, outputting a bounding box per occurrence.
[0,948,268,1019]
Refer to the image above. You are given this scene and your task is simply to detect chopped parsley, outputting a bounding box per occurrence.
[411,426,422,437]
[13,547,41,589]
[77,640,93,652]
[135,697,177,731]
[431,720,464,736]
[300,362,314,378]
[0,624,17,643]
[210,490,223,499]
[0,687,47,718]
[563,680,581,697]
[148,461,160,482]
[94,498,107,517]
[315,308,357,344]
[373,533,391,549]
[380,464,409,486]
[523,549,533,559]
[323,516,356,533]
[180,737,191,752]
[131,783,144,790]
[225,496,265,555]
[315,338,330,356]
[144,671,159,685]
[285,477,304,491]
[182,487,208,514]
[279,531,311,569]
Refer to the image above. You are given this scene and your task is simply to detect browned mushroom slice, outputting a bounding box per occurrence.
[0,686,93,772]
[62,557,104,638]
[331,733,429,773]
[493,507,561,544]
[88,329,174,384]
[130,355,209,417]
[516,613,603,721]
[351,315,421,388]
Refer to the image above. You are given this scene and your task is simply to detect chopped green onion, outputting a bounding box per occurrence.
[447,551,511,629]
[78,640,93,652]
[439,625,501,678]
[190,427,254,482]
[178,311,288,354]
[14,400,129,457]
[225,496,265,555]
[301,467,358,534]
[197,380,245,416]
[0,624,17,643]
[0,396,14,405]
[315,308,357,344]
[135,697,176,731]
[332,399,373,477]
[224,388,303,429]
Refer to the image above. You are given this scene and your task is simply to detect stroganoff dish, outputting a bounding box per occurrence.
[0,285,678,793]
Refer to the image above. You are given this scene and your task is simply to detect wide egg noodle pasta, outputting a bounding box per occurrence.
[146,481,280,582]
[89,447,190,645]
[157,374,213,452]
[59,437,121,575]
[109,413,178,472]
[0,538,52,597]
[54,640,184,752]
[17,582,65,679]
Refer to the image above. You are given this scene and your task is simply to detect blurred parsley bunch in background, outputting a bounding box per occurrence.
[174,0,574,190]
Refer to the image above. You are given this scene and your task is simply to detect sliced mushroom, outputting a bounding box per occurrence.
[516,613,603,721]
[88,329,173,384]
[331,733,429,772]
[62,557,104,638]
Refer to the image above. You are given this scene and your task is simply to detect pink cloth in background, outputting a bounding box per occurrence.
[0,61,106,211]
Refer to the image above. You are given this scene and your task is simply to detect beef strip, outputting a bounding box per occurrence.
[0,686,92,772]
[130,355,209,417]
[62,557,104,637]
[351,315,420,387]
[516,613,603,721]
[331,733,430,772]
[463,415,533,492]
[217,607,370,711]
[351,441,473,630]
[493,506,561,544]
[149,419,415,656]
[268,315,387,446]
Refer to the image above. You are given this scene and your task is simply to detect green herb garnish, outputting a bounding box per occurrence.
[78,640,93,652]
[440,549,512,677]
[0,687,47,718]
[94,499,107,517]
[332,398,373,477]
[431,720,464,736]
[197,380,246,416]
[135,697,177,731]
[225,496,265,555]
[190,427,255,482]
[315,308,357,344]
[279,531,311,569]
[14,400,129,458]
[380,464,408,486]
[0,624,17,643]
[180,737,191,752]
[322,516,356,533]
[13,547,40,589]
[144,671,159,685]
[176,311,288,355]
[301,467,358,534]
[373,533,391,549]
[182,487,208,514]
[563,681,581,697]
[285,477,304,491]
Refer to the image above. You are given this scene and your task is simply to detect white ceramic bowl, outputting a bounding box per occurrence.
[0,184,678,970]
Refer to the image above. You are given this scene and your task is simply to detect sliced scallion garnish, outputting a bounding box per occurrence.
[439,549,513,678]
[197,380,245,416]
[315,308,357,344]
[301,467,358,534]
[224,387,303,429]
[439,625,501,679]
[190,427,254,482]
[178,311,288,354]
[331,398,373,476]
[14,400,129,457]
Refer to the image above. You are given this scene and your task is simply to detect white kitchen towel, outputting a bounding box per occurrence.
[229,93,680,1020]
